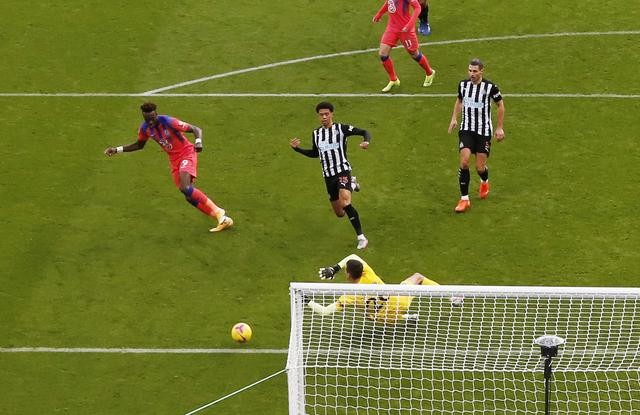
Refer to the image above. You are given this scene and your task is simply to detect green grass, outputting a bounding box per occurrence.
[0,0,639,413]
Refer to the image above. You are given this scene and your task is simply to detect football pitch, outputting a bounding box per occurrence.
[1,0,639,413]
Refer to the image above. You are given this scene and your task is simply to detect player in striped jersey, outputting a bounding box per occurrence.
[305,254,441,324]
[289,102,371,249]
[104,102,233,232]
[448,59,506,213]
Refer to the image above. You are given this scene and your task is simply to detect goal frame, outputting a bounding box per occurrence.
[287,282,640,415]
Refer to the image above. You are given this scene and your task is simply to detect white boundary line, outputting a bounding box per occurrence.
[0,347,287,354]
[1,30,638,97]
[142,30,640,94]
[0,93,638,98]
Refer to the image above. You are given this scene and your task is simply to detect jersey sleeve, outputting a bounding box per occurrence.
[341,124,371,142]
[292,132,319,157]
[137,124,149,141]
[490,84,503,103]
[374,1,389,20]
[166,116,191,132]
[457,81,464,100]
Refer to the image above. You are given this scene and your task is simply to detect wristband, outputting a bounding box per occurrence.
[195,139,202,145]
[116,146,124,153]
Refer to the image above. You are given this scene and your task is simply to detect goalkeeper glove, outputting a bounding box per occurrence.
[318,266,338,280]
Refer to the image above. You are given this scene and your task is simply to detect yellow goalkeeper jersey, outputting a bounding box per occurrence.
[335,255,412,322]
[336,256,384,311]
[334,255,439,323]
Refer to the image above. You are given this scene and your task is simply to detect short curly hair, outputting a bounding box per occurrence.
[140,102,157,113]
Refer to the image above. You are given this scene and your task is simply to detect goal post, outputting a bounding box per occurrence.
[287,283,640,414]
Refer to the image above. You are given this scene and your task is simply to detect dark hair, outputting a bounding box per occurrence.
[346,260,364,280]
[315,101,334,113]
[469,58,484,70]
[140,102,157,113]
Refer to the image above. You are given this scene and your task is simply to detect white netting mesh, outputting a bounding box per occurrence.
[287,284,640,414]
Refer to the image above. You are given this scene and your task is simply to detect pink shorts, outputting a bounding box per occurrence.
[381,30,419,53]
[170,152,198,187]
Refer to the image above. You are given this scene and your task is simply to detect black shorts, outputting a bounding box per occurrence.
[459,130,492,156]
[324,172,352,201]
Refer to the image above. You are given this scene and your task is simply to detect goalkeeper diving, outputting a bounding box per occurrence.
[305,254,441,323]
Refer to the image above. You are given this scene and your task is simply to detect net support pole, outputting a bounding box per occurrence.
[534,335,565,415]
[544,356,552,415]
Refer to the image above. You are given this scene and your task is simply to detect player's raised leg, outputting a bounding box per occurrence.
[408,49,435,87]
[402,272,439,286]
[177,170,233,232]
[333,188,367,249]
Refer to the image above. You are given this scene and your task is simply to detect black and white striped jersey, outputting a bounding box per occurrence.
[294,123,370,178]
[457,78,503,137]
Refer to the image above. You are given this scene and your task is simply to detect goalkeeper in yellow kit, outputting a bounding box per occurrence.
[305,254,440,323]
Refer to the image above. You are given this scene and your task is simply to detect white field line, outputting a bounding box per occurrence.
[0,347,287,354]
[1,30,638,98]
[0,93,639,98]
[142,30,640,94]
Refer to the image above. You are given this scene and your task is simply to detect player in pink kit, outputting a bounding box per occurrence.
[373,0,436,92]
[104,102,233,232]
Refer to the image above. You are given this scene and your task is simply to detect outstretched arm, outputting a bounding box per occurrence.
[307,301,339,316]
[104,140,146,157]
[319,254,366,279]
[337,254,365,269]
[290,137,319,158]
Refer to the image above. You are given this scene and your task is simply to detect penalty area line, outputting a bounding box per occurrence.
[0,347,287,354]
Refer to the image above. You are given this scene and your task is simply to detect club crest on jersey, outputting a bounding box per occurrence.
[387,0,397,13]
[156,136,173,150]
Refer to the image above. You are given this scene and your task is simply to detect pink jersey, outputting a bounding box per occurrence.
[375,0,421,32]
[137,115,194,161]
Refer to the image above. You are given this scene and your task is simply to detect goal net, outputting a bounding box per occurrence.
[287,283,640,414]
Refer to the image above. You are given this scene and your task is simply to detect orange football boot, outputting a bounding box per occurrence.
[479,181,490,199]
[454,199,471,213]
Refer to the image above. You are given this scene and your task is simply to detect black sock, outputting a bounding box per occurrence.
[478,167,489,182]
[459,168,470,196]
[343,204,363,235]
[419,5,429,23]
